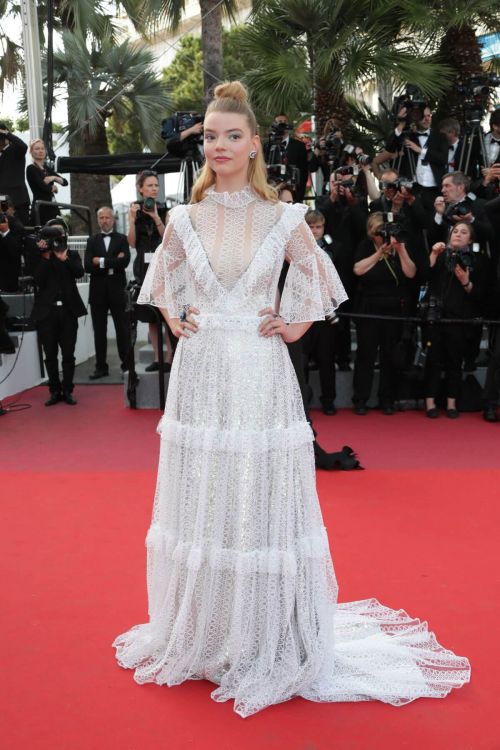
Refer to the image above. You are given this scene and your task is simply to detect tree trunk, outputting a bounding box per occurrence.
[68,115,112,235]
[198,0,224,103]
[436,25,484,126]
[314,83,350,135]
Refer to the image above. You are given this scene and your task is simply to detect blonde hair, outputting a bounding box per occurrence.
[29,138,46,158]
[190,81,277,204]
[367,212,384,238]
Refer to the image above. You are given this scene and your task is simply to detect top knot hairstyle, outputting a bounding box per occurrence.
[190,80,277,204]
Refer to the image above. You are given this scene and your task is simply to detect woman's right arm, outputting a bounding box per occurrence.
[429,242,445,268]
[353,243,385,276]
[127,204,140,246]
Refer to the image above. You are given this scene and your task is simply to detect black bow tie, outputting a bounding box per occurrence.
[101,232,112,237]
[491,138,500,145]
[417,130,430,137]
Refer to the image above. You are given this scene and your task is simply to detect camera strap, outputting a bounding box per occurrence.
[382,254,399,287]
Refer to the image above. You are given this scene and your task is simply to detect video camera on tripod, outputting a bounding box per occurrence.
[457,75,500,127]
[392,85,427,136]
[266,122,300,188]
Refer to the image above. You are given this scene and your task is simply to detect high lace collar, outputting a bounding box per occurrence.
[206,185,257,208]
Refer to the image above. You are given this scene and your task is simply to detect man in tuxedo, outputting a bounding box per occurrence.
[386,105,448,212]
[0,123,30,224]
[84,206,130,379]
[0,197,24,292]
[269,114,309,202]
[32,222,87,405]
[438,118,481,180]
[484,109,500,168]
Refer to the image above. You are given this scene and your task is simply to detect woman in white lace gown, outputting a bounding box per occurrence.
[113,82,470,717]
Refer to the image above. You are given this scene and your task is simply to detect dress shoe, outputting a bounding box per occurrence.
[446,408,459,419]
[426,407,439,419]
[45,392,61,406]
[145,361,159,372]
[89,368,109,380]
[62,392,77,405]
[483,404,498,423]
[322,402,337,416]
[354,403,367,416]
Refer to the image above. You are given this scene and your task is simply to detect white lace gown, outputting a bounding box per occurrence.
[113,187,470,717]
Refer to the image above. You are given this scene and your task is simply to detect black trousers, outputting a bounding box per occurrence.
[38,307,78,394]
[303,321,337,403]
[483,325,500,404]
[353,316,401,406]
[424,322,466,399]
[90,296,129,370]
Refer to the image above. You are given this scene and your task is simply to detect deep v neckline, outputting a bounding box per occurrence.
[178,202,287,297]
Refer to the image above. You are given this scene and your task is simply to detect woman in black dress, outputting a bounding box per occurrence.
[26,139,68,225]
[127,170,171,371]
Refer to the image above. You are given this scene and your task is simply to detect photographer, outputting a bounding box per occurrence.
[439,118,481,180]
[26,139,68,225]
[309,118,344,189]
[316,171,366,369]
[265,114,308,202]
[352,212,417,415]
[0,196,24,292]
[0,122,30,224]
[386,104,448,212]
[423,222,486,418]
[302,210,343,415]
[483,194,500,422]
[31,220,87,406]
[128,170,170,372]
[85,206,131,379]
[369,168,428,304]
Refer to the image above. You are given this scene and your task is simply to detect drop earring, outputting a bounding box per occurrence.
[249,150,257,159]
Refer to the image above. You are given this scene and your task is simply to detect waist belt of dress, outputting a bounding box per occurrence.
[196,312,264,332]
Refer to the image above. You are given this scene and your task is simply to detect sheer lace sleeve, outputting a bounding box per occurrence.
[137,209,187,317]
[279,205,348,324]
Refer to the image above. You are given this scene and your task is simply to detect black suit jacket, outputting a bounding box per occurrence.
[32,250,87,322]
[386,128,448,186]
[84,231,130,306]
[283,137,308,202]
[0,216,24,292]
[0,133,30,207]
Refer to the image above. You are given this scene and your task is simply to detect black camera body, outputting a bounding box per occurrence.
[377,222,404,243]
[393,85,427,132]
[443,200,473,224]
[419,294,443,323]
[268,121,292,147]
[444,245,474,273]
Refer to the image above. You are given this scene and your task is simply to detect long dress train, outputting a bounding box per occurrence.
[113,186,470,717]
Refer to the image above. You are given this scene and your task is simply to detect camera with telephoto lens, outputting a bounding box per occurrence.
[444,245,474,273]
[356,153,371,166]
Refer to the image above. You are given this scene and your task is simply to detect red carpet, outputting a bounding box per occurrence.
[1,385,498,749]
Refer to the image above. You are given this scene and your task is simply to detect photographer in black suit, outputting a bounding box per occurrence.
[266,114,309,202]
[386,105,448,212]
[32,220,87,406]
[84,206,130,379]
[0,196,24,292]
[0,123,30,224]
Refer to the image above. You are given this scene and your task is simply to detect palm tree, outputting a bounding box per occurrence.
[406,1,500,124]
[240,0,452,134]
[53,32,171,229]
[138,0,237,101]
